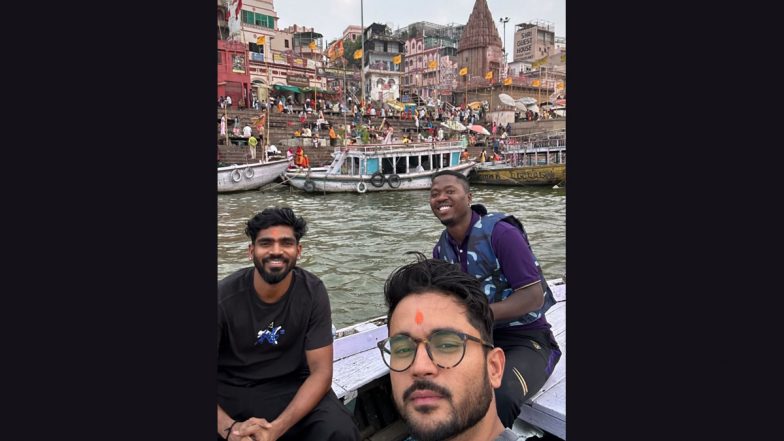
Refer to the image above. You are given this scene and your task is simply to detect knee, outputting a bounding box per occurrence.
[314,417,359,441]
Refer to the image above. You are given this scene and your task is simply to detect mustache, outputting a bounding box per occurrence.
[403,380,452,402]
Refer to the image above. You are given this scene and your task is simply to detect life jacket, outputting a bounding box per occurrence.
[435,208,556,328]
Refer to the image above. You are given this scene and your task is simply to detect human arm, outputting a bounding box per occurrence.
[489,281,544,321]
[490,221,546,322]
[232,345,334,441]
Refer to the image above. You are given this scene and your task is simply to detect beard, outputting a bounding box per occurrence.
[252,254,297,284]
[432,208,457,227]
[398,366,493,441]
[438,217,457,227]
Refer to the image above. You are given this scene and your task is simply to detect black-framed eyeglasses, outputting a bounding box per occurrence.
[377,329,494,372]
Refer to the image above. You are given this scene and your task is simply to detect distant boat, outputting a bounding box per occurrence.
[217,158,291,193]
[471,130,566,187]
[284,140,475,193]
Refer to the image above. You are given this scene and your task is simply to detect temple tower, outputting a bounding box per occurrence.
[456,0,503,83]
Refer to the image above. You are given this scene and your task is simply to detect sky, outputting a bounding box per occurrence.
[272,0,565,52]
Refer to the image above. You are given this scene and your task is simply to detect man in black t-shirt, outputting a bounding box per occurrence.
[217,207,359,441]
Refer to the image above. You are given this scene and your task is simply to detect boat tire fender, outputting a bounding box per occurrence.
[369,171,385,187]
[244,167,254,179]
[231,169,242,182]
[356,181,368,193]
[387,174,401,188]
[304,179,316,192]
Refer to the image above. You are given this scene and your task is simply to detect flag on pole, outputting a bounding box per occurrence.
[308,41,316,50]
[532,79,541,87]
[256,36,266,45]
[428,60,437,69]
[327,40,338,60]
[503,77,512,86]
[392,54,402,64]
[459,67,468,76]
[353,49,363,59]
[485,71,493,80]
[336,39,344,58]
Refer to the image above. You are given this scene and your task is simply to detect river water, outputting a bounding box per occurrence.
[218,184,565,328]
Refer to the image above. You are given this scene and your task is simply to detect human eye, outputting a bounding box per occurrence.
[390,337,415,357]
[432,333,463,353]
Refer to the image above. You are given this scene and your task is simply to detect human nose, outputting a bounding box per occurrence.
[408,341,438,377]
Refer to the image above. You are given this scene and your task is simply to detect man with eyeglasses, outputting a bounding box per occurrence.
[378,253,523,441]
[428,170,561,429]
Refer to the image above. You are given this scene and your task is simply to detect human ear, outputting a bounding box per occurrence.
[487,347,506,389]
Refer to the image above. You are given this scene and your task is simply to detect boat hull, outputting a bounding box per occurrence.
[470,163,565,186]
[285,162,475,193]
[217,159,291,193]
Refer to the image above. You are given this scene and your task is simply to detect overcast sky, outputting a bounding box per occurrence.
[273,0,565,50]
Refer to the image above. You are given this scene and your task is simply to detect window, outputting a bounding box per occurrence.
[241,10,254,24]
[218,50,223,64]
[285,40,289,48]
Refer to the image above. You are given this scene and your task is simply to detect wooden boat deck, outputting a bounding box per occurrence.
[332,280,566,439]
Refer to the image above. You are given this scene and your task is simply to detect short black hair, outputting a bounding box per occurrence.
[431,170,470,191]
[384,252,494,344]
[245,207,308,243]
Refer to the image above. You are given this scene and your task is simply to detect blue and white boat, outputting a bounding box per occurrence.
[284,139,475,194]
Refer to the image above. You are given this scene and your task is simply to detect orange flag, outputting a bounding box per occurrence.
[459,67,468,76]
[485,71,493,80]
[503,77,512,86]
[392,54,402,64]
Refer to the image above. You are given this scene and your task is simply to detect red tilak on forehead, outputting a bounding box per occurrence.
[415,310,424,325]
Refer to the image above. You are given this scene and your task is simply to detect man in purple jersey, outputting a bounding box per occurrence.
[429,170,561,428]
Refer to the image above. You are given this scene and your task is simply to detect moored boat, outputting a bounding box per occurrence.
[471,130,566,187]
[217,158,292,193]
[284,139,475,194]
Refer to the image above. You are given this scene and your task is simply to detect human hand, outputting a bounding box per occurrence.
[232,418,278,441]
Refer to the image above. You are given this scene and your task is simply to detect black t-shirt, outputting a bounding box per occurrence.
[217,267,333,386]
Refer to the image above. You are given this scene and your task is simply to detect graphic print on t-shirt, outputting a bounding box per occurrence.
[255,321,285,346]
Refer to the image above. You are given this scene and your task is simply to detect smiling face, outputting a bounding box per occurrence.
[429,174,472,228]
[388,292,500,441]
[248,225,302,284]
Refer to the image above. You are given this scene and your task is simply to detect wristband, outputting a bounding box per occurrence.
[225,420,240,440]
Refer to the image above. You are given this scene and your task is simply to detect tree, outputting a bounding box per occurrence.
[341,38,363,70]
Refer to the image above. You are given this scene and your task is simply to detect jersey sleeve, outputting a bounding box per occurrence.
[304,278,334,351]
[491,221,541,290]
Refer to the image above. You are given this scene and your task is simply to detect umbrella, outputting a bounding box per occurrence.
[514,102,528,112]
[498,93,517,107]
[468,125,490,136]
[441,120,467,131]
[517,97,537,106]
[384,100,404,112]
[527,104,540,114]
